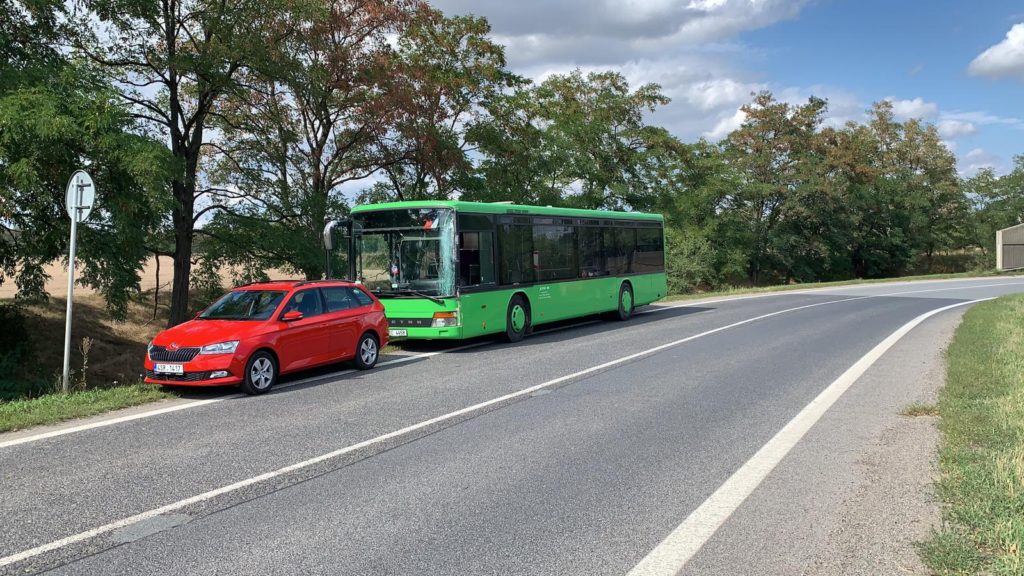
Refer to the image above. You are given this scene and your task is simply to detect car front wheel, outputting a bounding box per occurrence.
[240,351,277,395]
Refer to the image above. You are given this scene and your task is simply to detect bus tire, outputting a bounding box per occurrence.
[504,295,531,343]
[614,282,634,321]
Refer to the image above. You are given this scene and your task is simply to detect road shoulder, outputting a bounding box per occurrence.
[680,305,962,575]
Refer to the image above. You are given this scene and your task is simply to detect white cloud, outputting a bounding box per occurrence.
[969,23,1024,79]
[885,97,939,120]
[936,119,978,139]
[940,110,1023,128]
[960,148,1004,177]
[684,78,766,111]
[704,108,747,140]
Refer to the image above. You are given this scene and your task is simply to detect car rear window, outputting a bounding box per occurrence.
[322,286,374,311]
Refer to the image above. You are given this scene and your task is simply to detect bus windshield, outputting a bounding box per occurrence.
[354,208,456,297]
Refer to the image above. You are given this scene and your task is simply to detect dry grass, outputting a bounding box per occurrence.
[900,402,940,417]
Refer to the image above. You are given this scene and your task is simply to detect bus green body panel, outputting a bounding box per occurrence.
[378,273,667,340]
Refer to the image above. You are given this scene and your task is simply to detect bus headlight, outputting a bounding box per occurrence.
[431,312,458,328]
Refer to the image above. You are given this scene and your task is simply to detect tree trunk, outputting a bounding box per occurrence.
[168,180,195,327]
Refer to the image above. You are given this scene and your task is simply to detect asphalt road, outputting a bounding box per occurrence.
[2,277,1023,575]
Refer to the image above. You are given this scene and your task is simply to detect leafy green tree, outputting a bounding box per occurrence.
[722,91,828,284]
[1,0,170,318]
[72,0,288,325]
[469,70,670,209]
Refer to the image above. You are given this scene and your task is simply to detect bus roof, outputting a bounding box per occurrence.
[349,200,664,222]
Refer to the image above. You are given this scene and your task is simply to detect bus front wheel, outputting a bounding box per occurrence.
[614,283,634,321]
[504,295,531,343]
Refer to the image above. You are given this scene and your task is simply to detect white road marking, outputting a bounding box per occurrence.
[625,297,991,576]
[0,342,488,450]
[0,282,1015,567]
[0,293,885,569]
[3,278,1020,451]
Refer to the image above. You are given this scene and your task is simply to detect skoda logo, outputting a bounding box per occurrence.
[168,342,180,351]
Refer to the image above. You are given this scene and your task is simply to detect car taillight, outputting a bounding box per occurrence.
[431,311,458,328]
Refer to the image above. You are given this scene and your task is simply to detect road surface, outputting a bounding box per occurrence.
[2,277,1022,575]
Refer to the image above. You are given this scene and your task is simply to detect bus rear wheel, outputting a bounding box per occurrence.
[504,295,530,343]
[614,283,634,321]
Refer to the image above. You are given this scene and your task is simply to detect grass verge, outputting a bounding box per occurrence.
[0,385,174,433]
[662,269,1007,303]
[920,294,1024,574]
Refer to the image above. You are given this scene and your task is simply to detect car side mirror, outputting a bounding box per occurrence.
[282,310,303,322]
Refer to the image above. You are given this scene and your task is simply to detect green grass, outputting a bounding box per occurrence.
[0,385,174,433]
[920,294,1024,575]
[663,269,1007,303]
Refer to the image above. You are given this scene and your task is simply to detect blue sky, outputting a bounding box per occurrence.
[431,0,1024,175]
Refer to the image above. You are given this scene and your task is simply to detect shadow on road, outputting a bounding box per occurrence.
[165,303,715,400]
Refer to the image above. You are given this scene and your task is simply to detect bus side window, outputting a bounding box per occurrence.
[459,231,495,286]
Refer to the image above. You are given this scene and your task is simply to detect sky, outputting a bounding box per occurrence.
[429,0,1024,176]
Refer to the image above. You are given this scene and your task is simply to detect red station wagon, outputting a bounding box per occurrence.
[145,280,389,394]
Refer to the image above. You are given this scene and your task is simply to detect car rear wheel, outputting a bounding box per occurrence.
[240,351,277,395]
[354,332,379,370]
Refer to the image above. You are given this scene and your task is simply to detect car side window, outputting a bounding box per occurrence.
[283,289,323,318]
[348,287,373,307]
[321,287,358,312]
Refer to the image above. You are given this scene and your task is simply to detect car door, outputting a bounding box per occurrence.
[320,286,363,360]
[275,288,331,372]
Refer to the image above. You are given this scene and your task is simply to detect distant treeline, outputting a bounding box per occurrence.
[1,0,1022,324]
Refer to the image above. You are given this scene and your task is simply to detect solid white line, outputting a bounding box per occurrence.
[0,294,870,568]
[4,278,1019,450]
[624,297,992,576]
[0,343,488,450]
[0,286,1010,567]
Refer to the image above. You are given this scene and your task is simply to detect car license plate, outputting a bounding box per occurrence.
[154,363,184,375]
[388,329,408,337]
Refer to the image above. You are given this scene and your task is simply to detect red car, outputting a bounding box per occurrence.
[145,280,389,395]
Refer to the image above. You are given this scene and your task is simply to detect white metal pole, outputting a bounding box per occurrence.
[61,215,78,393]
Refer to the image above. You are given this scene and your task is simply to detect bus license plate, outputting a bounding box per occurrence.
[155,363,184,375]
[388,329,408,338]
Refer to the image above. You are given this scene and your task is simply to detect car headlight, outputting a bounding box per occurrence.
[199,341,239,355]
[147,341,154,360]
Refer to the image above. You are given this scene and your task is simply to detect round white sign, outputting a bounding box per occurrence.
[65,170,95,223]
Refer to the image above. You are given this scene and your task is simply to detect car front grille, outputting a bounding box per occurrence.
[149,346,201,362]
[145,369,215,382]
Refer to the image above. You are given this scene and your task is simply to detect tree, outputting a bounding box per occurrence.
[72,0,286,325]
[722,91,828,284]
[469,70,670,209]
[375,11,517,202]
[1,0,170,317]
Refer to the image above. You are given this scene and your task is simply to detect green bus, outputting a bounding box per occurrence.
[324,201,667,341]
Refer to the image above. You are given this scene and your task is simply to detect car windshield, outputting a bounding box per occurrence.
[200,290,286,321]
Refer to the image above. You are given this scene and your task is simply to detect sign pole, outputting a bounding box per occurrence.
[61,171,95,394]
[61,214,78,393]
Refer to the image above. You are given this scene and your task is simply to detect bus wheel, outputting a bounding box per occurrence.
[504,295,530,343]
[615,283,634,321]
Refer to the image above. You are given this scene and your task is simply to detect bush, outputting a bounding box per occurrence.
[0,304,50,401]
[665,227,718,293]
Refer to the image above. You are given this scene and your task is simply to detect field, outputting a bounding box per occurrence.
[0,258,292,393]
